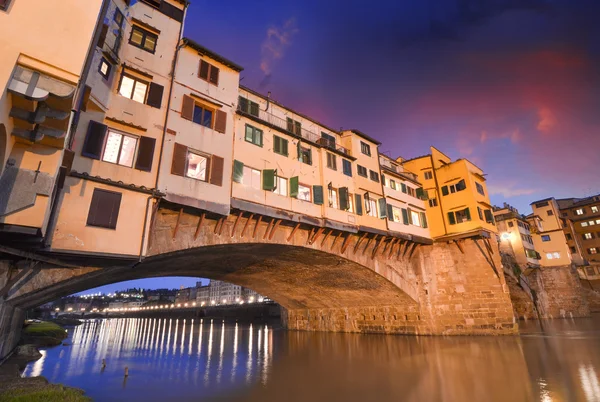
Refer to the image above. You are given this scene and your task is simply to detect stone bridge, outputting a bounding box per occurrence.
[0,203,517,359]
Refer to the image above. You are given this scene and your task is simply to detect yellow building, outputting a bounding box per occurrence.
[402,146,496,239]
[494,204,540,267]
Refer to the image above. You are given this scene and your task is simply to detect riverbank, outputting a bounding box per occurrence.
[0,321,91,402]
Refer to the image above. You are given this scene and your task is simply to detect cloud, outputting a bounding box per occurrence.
[488,184,539,198]
[536,107,557,133]
[259,18,298,82]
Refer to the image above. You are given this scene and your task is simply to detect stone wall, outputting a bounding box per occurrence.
[0,261,25,361]
[529,265,590,318]
[505,274,538,320]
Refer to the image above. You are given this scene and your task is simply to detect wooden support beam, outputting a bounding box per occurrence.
[194,213,205,240]
[320,229,332,247]
[396,240,406,259]
[341,234,353,254]
[409,243,421,259]
[483,238,494,255]
[173,208,183,239]
[381,237,391,255]
[454,240,464,254]
[216,217,226,236]
[473,238,500,278]
[252,216,263,239]
[0,245,76,268]
[363,235,376,256]
[310,227,325,245]
[403,241,413,258]
[287,222,301,242]
[388,238,398,258]
[268,219,282,240]
[354,232,368,253]
[231,212,242,237]
[306,227,315,245]
[240,214,253,238]
[371,236,384,259]
[263,219,274,240]
[330,232,342,250]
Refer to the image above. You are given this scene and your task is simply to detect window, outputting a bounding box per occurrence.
[541,235,551,242]
[475,182,485,196]
[245,124,263,146]
[448,208,471,225]
[589,248,598,255]
[114,8,124,28]
[1,0,12,11]
[576,208,585,215]
[357,165,367,177]
[360,141,371,156]
[484,209,495,224]
[238,97,259,117]
[592,206,599,213]
[342,159,352,177]
[326,153,337,170]
[118,74,148,103]
[329,187,338,208]
[582,222,589,227]
[566,233,572,240]
[547,210,554,216]
[424,171,433,180]
[129,25,158,53]
[441,179,466,196]
[298,184,311,202]
[392,206,403,223]
[287,118,301,135]
[321,132,336,148]
[102,130,137,167]
[199,60,219,85]
[369,170,379,182]
[99,58,112,80]
[87,188,122,229]
[508,221,514,227]
[477,206,484,220]
[428,198,438,207]
[186,151,209,181]
[407,187,415,197]
[390,180,397,190]
[411,210,420,226]
[299,145,312,165]
[583,233,594,240]
[525,249,538,259]
[193,104,214,128]
[274,176,287,197]
[546,252,560,260]
[242,166,261,189]
[535,201,549,208]
[366,197,378,218]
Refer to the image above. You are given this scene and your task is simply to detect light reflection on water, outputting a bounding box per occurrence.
[21,316,600,402]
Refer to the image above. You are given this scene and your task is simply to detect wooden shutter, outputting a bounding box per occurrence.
[171,142,188,176]
[214,110,226,133]
[250,101,259,117]
[238,97,248,113]
[448,212,456,225]
[82,120,108,159]
[484,209,494,224]
[233,160,244,183]
[209,65,219,85]
[274,136,281,154]
[378,198,387,218]
[97,23,109,48]
[87,188,122,229]
[355,194,363,216]
[62,149,75,172]
[209,155,224,186]
[287,118,294,133]
[401,183,407,194]
[402,208,409,225]
[262,169,276,190]
[313,185,324,205]
[134,136,156,172]
[147,82,164,108]
[296,140,302,161]
[181,95,195,121]
[290,177,299,198]
[159,0,184,22]
[281,138,288,156]
[420,212,428,228]
[456,179,466,191]
[416,188,424,199]
[464,207,471,221]
[441,186,449,196]
[339,187,349,211]
[387,204,394,222]
[199,60,209,80]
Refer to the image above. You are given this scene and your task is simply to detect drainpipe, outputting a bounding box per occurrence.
[429,154,448,236]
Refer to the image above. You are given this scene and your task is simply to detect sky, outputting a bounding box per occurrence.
[83,0,600,294]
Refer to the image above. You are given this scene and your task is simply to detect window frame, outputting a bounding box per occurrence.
[98,57,112,80]
[129,25,158,54]
[242,165,261,190]
[342,159,352,177]
[244,124,263,147]
[366,197,378,218]
[199,59,220,86]
[185,149,210,182]
[360,141,371,156]
[541,235,551,242]
[328,187,338,209]
[297,183,312,202]
[274,176,288,197]
[101,129,139,168]
[357,165,368,178]
[326,152,337,171]
[117,72,149,104]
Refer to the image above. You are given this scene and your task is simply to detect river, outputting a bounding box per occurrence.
[22,315,600,401]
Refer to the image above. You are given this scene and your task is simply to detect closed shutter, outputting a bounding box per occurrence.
[387,204,394,222]
[232,160,244,183]
[181,95,195,121]
[82,120,108,159]
[97,23,109,48]
[339,187,349,210]
[262,169,276,190]
[401,183,407,193]
[402,208,409,225]
[313,185,324,205]
[448,212,456,225]
[378,198,387,219]
[209,65,219,85]
[287,118,294,133]
[464,207,471,221]
[442,186,449,196]
[250,101,259,117]
[296,141,302,161]
[420,212,428,228]
[209,155,224,186]
[456,179,466,191]
[159,1,184,22]
[134,136,156,172]
[87,188,122,229]
[146,82,164,108]
[239,97,248,113]
[290,177,299,198]
[355,194,363,215]
[171,143,188,176]
[199,60,209,80]
[484,209,494,223]
[214,110,226,133]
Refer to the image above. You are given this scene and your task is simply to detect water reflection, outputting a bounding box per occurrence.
[22,316,600,402]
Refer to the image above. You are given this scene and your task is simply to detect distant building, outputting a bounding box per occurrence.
[197,280,265,306]
[556,195,600,265]
[494,203,540,267]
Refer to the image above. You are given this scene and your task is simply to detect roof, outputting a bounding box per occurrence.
[401,154,430,164]
[530,197,554,206]
[348,129,381,145]
[182,38,244,72]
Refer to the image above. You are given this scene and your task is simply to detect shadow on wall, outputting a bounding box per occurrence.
[0,124,6,175]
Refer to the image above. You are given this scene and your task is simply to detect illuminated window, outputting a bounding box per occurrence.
[583,233,594,240]
[582,222,588,227]
[194,104,214,129]
[99,58,112,80]
[592,206,599,213]
[129,25,158,53]
[274,176,287,197]
[576,208,585,215]
[329,187,338,208]
[411,210,421,226]
[589,248,598,255]
[298,184,311,202]
[102,130,137,167]
[186,151,208,181]
[541,235,551,242]
[118,74,148,103]
[392,206,403,223]
[366,198,378,217]
[242,166,260,189]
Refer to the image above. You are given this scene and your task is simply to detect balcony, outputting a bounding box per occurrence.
[237,103,351,156]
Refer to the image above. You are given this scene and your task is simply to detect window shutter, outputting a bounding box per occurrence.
[171,142,188,176]
[273,136,281,154]
[147,82,164,108]
[355,194,363,215]
[296,141,301,161]
[313,185,324,205]
[416,188,423,199]
[97,23,109,48]
[282,138,288,156]
[442,186,449,196]
[401,183,407,193]
[181,95,195,121]
[402,208,409,225]
[290,176,299,198]
[199,60,209,80]
[339,187,349,210]
[287,118,294,133]
[420,212,428,228]
[82,120,108,159]
[378,198,387,219]
[407,208,413,224]
[87,188,122,229]
[456,179,466,191]
[262,169,276,191]
[214,110,227,133]
[209,155,224,186]
[250,101,259,117]
[209,65,219,85]
[232,160,244,183]
[484,209,494,224]
[448,212,456,225]
[387,204,394,222]
[464,207,471,221]
[239,97,248,113]
[134,136,156,172]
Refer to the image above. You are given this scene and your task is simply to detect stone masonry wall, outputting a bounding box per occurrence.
[529,265,590,318]
[0,261,25,361]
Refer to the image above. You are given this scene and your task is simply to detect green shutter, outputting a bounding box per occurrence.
[378,198,387,219]
[448,212,456,225]
[233,160,244,183]
[273,136,281,154]
[339,187,349,210]
[355,194,363,215]
[484,209,494,224]
[307,148,312,165]
[262,169,276,190]
[313,185,324,205]
[402,208,409,225]
[442,186,449,196]
[258,129,263,146]
[416,188,423,199]
[297,141,301,161]
[381,175,386,186]
[420,212,428,228]
[282,138,288,156]
[290,176,299,198]
[387,204,394,222]
[245,125,253,142]
[401,183,407,193]
[464,207,471,221]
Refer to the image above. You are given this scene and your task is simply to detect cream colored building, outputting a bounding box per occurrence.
[527,198,575,267]
[494,204,540,267]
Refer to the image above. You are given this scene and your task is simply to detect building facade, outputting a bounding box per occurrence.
[494,204,540,267]
[196,280,265,306]
[556,196,600,265]
[527,198,575,267]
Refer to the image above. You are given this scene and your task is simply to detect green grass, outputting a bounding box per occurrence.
[21,321,67,347]
[0,386,90,402]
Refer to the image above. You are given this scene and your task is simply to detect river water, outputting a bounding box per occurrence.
[22,316,600,401]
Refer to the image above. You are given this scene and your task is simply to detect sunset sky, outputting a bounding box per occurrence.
[84,0,600,294]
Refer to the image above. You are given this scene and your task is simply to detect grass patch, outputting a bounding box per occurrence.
[0,386,90,402]
[21,321,67,347]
